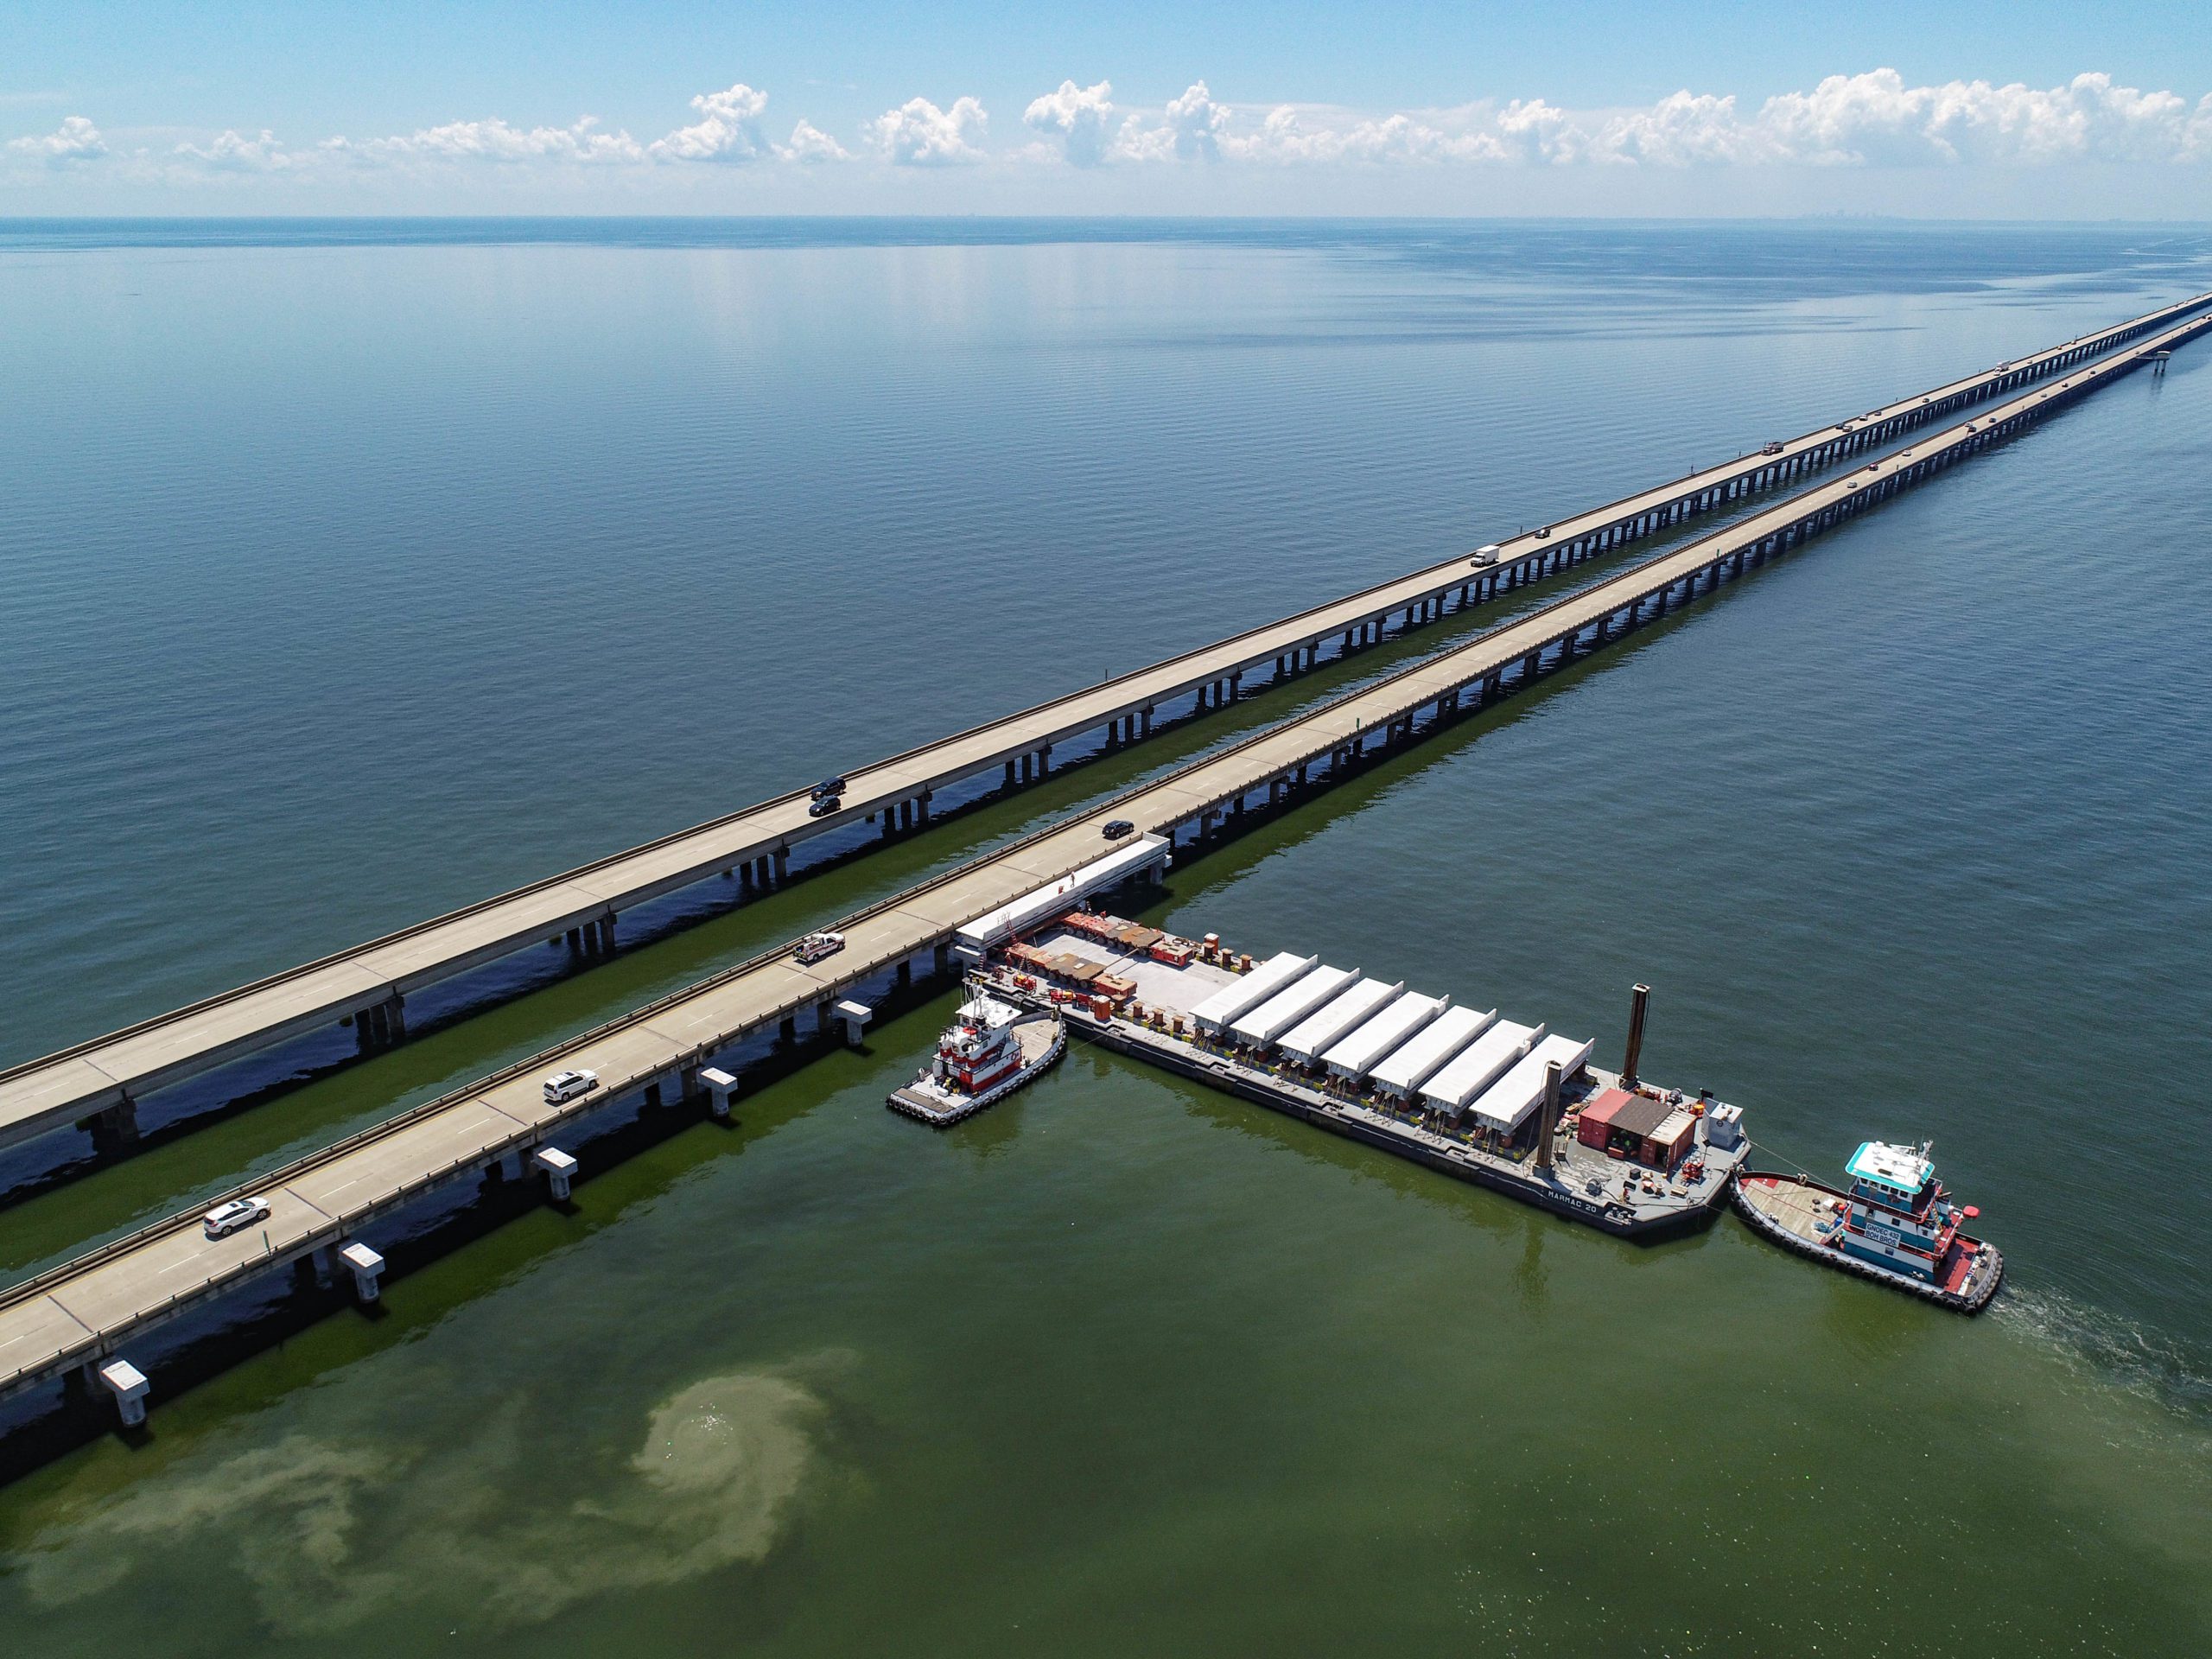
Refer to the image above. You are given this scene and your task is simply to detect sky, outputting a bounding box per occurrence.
[6,0,2212,217]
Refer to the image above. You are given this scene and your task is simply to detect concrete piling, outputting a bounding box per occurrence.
[532,1147,577,1202]
[701,1065,739,1119]
[97,1358,149,1427]
[340,1241,385,1302]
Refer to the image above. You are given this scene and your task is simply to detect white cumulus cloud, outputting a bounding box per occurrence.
[175,129,294,171]
[1754,69,2202,167]
[1024,79,1117,167]
[1145,70,2212,171]
[1219,105,1504,164]
[649,82,769,163]
[776,119,850,163]
[1115,80,1233,162]
[9,114,105,162]
[866,96,987,166]
[362,115,644,164]
[22,67,2212,194]
[1161,80,1232,160]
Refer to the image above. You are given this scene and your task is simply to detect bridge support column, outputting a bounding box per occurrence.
[779,1015,798,1044]
[1038,744,1052,776]
[533,1147,577,1202]
[1005,759,1017,787]
[701,1066,739,1120]
[1141,705,1154,735]
[773,846,790,883]
[96,1358,149,1427]
[596,917,614,956]
[340,1242,385,1302]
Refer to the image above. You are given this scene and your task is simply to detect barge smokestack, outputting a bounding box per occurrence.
[1535,1060,1563,1172]
[1622,983,1650,1089]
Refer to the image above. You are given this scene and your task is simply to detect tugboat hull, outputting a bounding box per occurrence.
[888,1012,1065,1128]
[1732,1171,2004,1313]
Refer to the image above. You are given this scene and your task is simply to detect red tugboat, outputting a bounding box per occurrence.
[1733,1140,2004,1313]
[887,982,1065,1128]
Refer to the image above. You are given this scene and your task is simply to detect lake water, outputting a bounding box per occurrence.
[2,219,2210,1656]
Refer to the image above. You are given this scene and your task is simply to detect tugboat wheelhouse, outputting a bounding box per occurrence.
[1838,1141,1967,1283]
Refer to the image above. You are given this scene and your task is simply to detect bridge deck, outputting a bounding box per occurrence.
[3,302,2204,1404]
[7,289,2203,1156]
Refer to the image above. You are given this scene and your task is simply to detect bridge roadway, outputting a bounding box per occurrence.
[4,289,2206,1161]
[3,302,2203,1414]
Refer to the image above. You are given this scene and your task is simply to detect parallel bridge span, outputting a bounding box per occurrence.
[4,287,2206,1162]
[3,300,2204,1414]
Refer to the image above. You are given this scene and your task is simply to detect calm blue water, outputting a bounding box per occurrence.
[3,219,2211,1654]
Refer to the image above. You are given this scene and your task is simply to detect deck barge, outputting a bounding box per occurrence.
[978,916,1749,1239]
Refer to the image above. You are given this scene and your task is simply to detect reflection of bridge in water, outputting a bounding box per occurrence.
[3,294,2208,1438]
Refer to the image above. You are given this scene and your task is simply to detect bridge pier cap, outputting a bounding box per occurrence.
[99,1358,150,1427]
[700,1065,740,1118]
[534,1146,578,1200]
[340,1241,385,1301]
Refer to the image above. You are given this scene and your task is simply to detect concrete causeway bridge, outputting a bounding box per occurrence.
[4,288,2206,1173]
[3,296,2207,1429]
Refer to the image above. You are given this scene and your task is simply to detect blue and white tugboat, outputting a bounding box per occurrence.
[887,982,1065,1128]
[1733,1140,2004,1313]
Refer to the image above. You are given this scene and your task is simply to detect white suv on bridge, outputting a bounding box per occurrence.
[202,1195,272,1240]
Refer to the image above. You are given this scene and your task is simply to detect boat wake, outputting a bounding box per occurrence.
[1993,1283,2212,1420]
